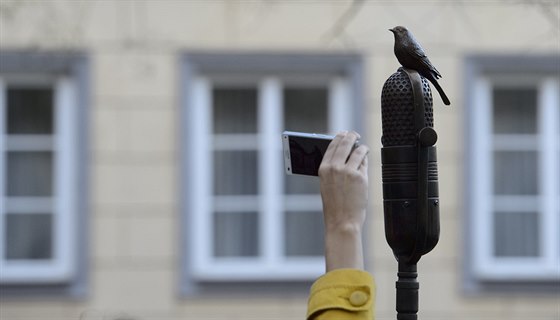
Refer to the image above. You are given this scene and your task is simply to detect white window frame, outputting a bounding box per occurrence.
[470,73,560,281]
[0,75,78,284]
[186,73,353,281]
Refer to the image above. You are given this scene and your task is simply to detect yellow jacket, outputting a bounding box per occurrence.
[307,269,375,320]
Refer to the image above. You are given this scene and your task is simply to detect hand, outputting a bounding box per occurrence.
[319,131,369,271]
[319,131,369,232]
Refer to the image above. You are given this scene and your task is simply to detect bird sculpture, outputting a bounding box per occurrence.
[390,26,451,106]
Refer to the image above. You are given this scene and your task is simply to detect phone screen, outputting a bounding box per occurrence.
[286,135,332,176]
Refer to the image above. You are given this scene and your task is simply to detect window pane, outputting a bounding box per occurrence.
[213,151,258,195]
[6,213,53,260]
[493,88,537,134]
[285,174,320,194]
[7,88,54,134]
[284,88,328,133]
[7,151,53,196]
[213,212,259,257]
[494,211,539,257]
[493,151,538,195]
[213,88,257,134]
[285,211,324,256]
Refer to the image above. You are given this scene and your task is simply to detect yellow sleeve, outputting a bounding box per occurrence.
[307,269,375,320]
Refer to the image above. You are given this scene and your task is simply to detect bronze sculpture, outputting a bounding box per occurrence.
[390,26,451,106]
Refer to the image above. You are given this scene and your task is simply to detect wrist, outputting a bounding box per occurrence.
[324,221,364,271]
[325,221,363,236]
[324,210,366,235]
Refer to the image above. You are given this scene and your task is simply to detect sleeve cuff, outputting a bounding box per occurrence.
[307,269,375,320]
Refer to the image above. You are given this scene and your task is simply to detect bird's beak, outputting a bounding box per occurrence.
[389,28,395,33]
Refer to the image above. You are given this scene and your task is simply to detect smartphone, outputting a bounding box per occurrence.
[282,131,335,176]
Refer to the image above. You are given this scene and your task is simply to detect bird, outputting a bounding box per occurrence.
[389,26,451,106]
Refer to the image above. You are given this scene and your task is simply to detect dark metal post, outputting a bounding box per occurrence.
[396,261,419,320]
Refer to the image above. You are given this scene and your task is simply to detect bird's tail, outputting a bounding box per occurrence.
[431,79,451,106]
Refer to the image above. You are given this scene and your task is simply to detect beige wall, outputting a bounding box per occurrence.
[1,1,559,319]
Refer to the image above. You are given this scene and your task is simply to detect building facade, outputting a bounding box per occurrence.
[1,1,559,319]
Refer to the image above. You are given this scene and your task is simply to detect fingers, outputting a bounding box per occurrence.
[320,131,368,177]
[358,152,368,175]
[347,144,369,170]
[330,131,361,166]
[321,131,347,164]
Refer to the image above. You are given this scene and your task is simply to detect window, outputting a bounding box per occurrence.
[182,53,363,283]
[0,52,88,293]
[466,56,560,286]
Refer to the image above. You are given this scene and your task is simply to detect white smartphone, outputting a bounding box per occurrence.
[282,131,335,176]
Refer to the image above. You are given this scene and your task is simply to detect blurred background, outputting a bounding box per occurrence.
[0,0,558,319]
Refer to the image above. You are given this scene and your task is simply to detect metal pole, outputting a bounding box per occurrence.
[396,261,419,320]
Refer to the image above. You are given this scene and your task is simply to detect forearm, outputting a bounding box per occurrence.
[308,131,373,320]
[324,221,364,271]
